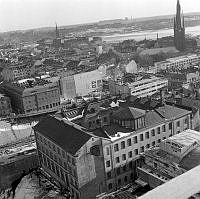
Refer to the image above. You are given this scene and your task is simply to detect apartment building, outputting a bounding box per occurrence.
[154,54,200,72]
[0,94,12,117]
[137,129,200,189]
[100,105,191,193]
[34,100,192,197]
[34,116,108,199]
[78,102,191,193]
[109,76,168,98]
[2,78,60,114]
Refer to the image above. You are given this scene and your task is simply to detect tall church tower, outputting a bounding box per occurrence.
[174,0,185,51]
[55,23,59,38]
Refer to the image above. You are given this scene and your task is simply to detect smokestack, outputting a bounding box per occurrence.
[160,89,164,105]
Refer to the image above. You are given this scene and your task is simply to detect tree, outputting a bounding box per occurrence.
[138,54,153,67]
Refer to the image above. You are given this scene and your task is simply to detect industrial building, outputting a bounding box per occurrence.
[137,129,200,189]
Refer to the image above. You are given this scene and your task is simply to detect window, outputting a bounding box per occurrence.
[116,157,120,163]
[107,171,112,179]
[177,121,180,127]
[145,132,149,139]
[130,173,134,180]
[124,176,128,182]
[133,136,138,143]
[129,161,133,169]
[151,129,155,136]
[154,162,158,168]
[123,165,126,172]
[118,178,121,186]
[162,125,166,132]
[117,168,120,175]
[158,139,161,143]
[106,160,110,167]
[128,151,132,158]
[157,127,161,134]
[152,141,156,146]
[140,134,144,141]
[104,117,107,122]
[122,154,126,161]
[108,183,112,190]
[184,117,188,124]
[135,149,138,155]
[114,144,119,152]
[127,138,132,147]
[146,144,150,149]
[140,146,144,153]
[96,119,100,124]
[106,147,110,155]
[121,141,125,149]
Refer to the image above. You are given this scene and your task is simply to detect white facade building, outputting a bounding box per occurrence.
[100,105,191,193]
[60,70,103,99]
[129,76,168,98]
[154,54,200,71]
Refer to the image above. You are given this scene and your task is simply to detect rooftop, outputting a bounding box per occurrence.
[139,165,200,199]
[34,116,95,155]
[112,107,145,120]
[164,129,200,148]
[14,78,52,89]
[144,129,200,171]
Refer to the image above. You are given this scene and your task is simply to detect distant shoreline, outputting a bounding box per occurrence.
[102,25,200,42]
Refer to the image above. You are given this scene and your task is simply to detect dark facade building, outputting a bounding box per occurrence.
[0,94,12,117]
[174,0,185,51]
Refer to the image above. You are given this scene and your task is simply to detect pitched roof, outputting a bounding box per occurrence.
[112,107,145,120]
[33,116,92,155]
[155,104,191,119]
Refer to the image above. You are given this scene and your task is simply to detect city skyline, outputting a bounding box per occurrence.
[0,0,200,32]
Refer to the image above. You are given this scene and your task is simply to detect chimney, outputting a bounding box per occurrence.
[160,89,164,105]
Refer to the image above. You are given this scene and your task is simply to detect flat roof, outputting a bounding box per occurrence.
[164,129,200,147]
[138,165,200,199]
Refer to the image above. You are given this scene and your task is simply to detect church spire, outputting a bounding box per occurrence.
[174,0,185,51]
[55,23,59,38]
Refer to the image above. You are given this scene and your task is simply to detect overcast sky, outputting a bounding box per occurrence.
[0,0,199,32]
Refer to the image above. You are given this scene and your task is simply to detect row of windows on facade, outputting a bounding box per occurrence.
[108,172,134,190]
[107,161,135,179]
[39,152,79,199]
[109,125,168,154]
[113,116,144,129]
[132,82,167,93]
[37,133,76,166]
[25,102,60,112]
[38,144,77,178]
[105,138,166,168]
[24,95,59,104]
